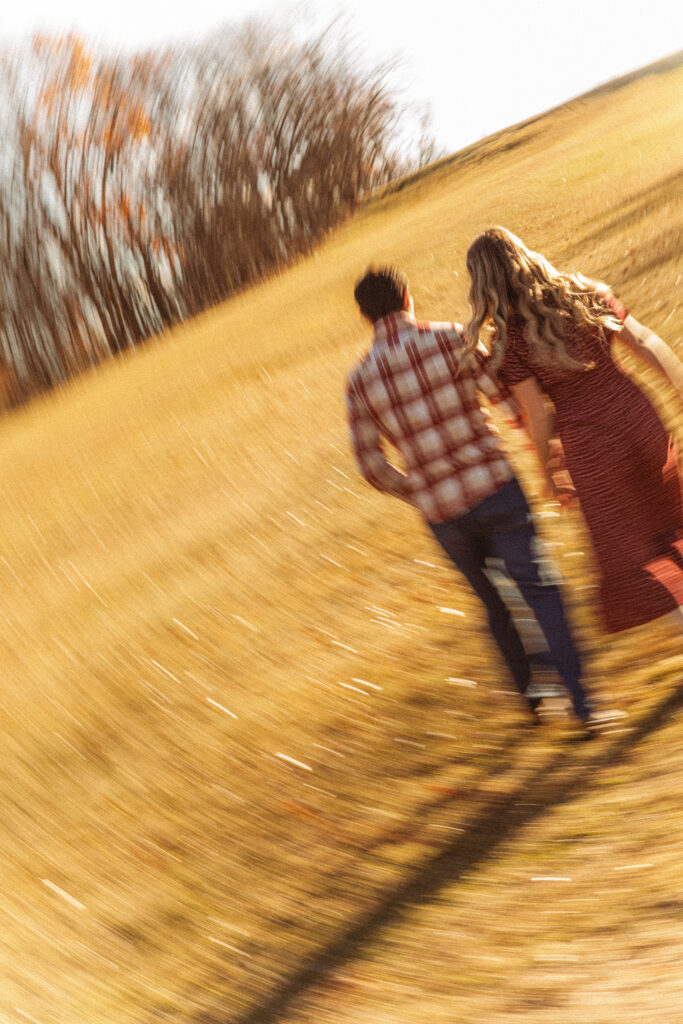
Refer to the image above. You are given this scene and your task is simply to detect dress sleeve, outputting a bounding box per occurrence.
[594,284,629,325]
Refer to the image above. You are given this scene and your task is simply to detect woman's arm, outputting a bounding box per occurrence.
[509,377,557,496]
[615,316,683,399]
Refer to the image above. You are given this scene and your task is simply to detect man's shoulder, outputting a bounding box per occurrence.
[346,352,371,394]
[414,318,467,344]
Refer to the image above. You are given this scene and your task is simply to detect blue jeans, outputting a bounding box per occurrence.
[428,478,590,721]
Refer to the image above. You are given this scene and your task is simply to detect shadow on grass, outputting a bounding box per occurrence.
[230,681,683,1024]
[575,169,682,252]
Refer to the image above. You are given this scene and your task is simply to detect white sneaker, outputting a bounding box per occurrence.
[588,708,628,724]
[525,681,565,700]
[582,708,628,739]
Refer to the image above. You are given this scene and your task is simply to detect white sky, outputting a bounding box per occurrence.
[0,0,680,154]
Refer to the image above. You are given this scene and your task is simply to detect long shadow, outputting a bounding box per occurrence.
[618,236,682,288]
[230,682,683,1024]
[360,722,540,853]
[574,169,682,251]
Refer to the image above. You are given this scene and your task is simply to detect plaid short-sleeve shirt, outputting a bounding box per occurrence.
[346,311,519,524]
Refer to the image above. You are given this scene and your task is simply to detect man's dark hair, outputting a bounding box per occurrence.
[354,266,408,323]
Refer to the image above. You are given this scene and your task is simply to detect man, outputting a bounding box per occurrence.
[345,265,592,729]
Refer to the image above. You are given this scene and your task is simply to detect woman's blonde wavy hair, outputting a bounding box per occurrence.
[465,226,623,371]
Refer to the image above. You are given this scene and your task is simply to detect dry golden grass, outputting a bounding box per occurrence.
[0,57,681,1023]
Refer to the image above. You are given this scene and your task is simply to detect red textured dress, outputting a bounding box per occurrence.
[498,294,683,632]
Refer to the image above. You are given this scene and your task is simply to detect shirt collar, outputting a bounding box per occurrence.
[372,309,416,347]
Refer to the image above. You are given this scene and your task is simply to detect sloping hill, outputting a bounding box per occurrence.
[0,54,681,1023]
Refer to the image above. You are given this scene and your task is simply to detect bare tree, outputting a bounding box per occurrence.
[0,19,435,406]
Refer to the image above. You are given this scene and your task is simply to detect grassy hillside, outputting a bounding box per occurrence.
[0,55,681,1023]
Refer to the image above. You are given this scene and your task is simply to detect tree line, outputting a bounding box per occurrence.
[0,20,435,406]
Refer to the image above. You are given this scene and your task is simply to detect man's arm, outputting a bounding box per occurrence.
[346,384,413,503]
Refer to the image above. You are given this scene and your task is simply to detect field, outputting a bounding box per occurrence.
[0,54,682,1023]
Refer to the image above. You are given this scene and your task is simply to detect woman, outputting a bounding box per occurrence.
[465,226,683,634]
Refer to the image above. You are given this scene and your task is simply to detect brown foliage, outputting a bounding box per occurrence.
[0,20,429,405]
